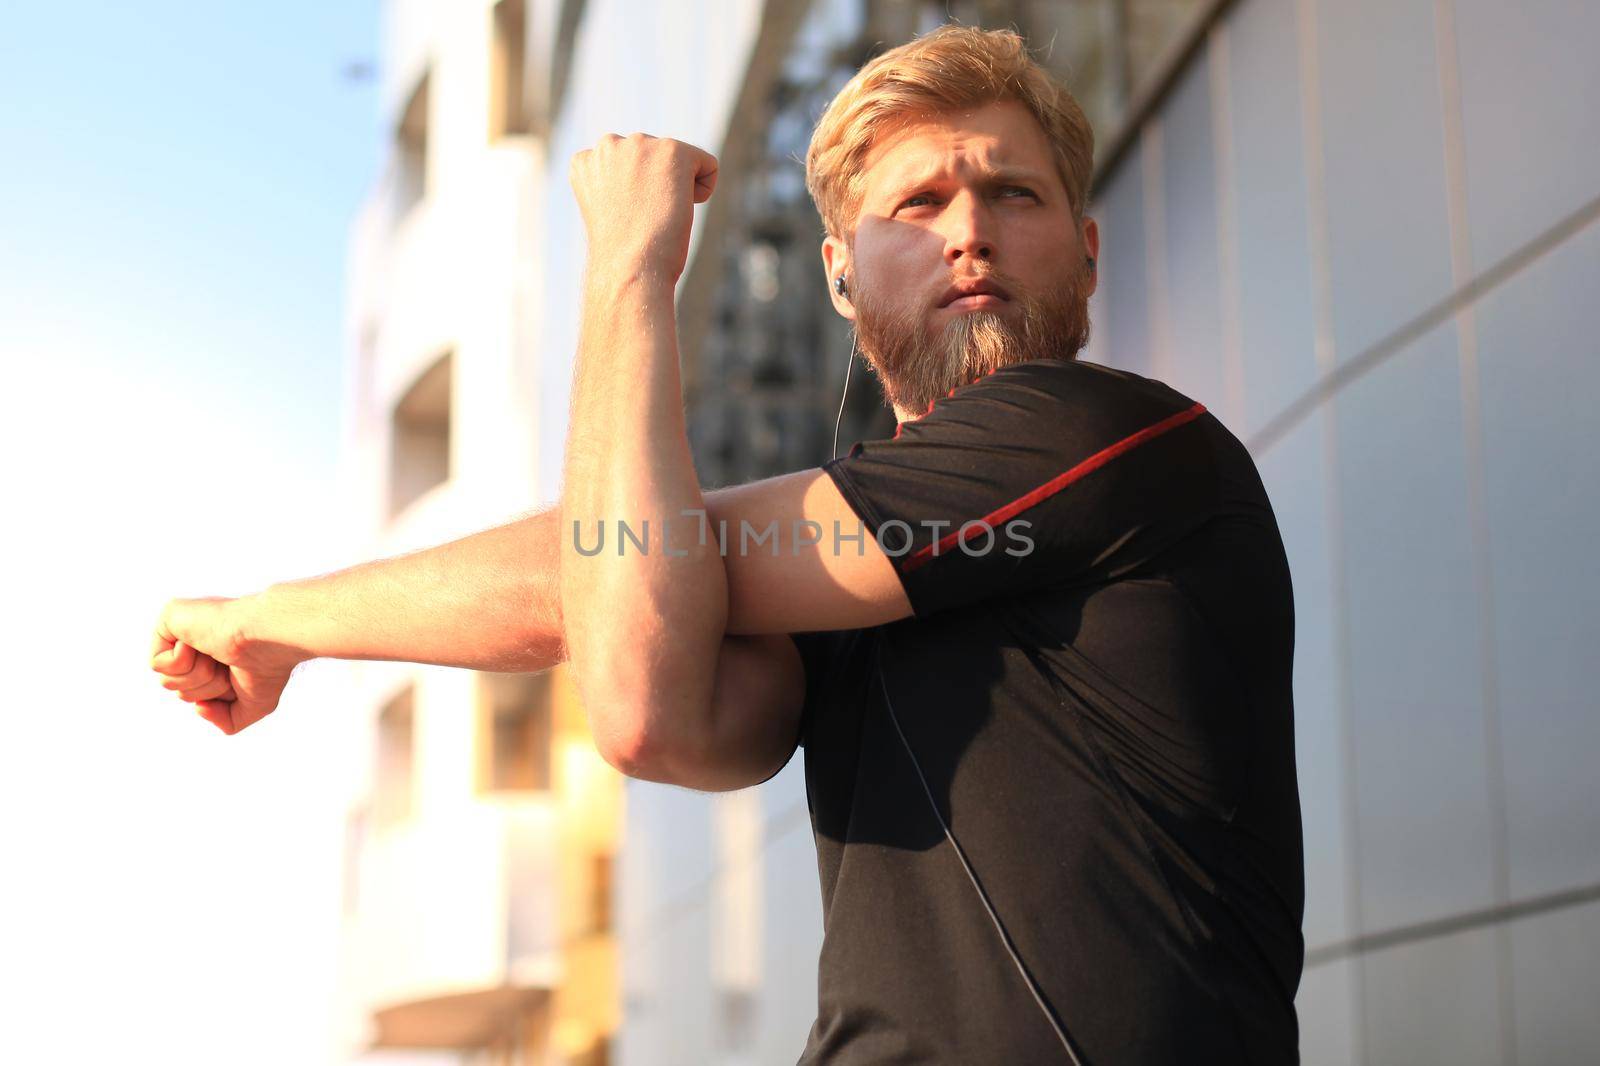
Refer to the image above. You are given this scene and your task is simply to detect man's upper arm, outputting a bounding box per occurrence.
[647,360,1225,789]
[714,361,1225,627]
[705,469,913,635]
[649,631,807,792]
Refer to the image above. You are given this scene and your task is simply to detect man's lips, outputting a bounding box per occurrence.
[938,279,1012,308]
[943,293,1008,311]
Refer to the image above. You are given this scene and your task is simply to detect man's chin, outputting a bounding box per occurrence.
[854,274,1091,414]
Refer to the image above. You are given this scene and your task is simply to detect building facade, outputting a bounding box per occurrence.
[333,2,621,1063]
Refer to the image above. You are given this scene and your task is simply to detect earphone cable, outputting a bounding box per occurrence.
[832,332,857,461]
[874,636,1085,1065]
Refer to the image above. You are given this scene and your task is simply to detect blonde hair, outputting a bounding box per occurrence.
[805,24,1095,245]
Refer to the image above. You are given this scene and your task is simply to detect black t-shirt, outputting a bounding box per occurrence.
[787,358,1304,1065]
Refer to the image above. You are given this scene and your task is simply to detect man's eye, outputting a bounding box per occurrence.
[901,187,1036,209]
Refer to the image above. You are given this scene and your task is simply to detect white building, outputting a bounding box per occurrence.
[333,2,622,1063]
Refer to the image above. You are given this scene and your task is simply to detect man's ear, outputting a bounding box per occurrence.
[821,234,854,321]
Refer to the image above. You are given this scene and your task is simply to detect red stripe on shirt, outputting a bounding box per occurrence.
[898,401,1208,574]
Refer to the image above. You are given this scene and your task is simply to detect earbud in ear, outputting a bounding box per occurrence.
[834,276,850,298]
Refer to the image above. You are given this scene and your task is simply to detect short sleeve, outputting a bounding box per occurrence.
[821,359,1225,618]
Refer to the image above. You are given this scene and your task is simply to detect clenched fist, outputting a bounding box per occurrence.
[568,132,718,284]
[150,595,309,735]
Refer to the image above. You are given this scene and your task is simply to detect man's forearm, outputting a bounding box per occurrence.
[559,265,728,766]
[248,506,567,673]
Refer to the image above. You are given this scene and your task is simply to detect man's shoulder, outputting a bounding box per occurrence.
[922,359,1214,475]
[978,355,1165,389]
[955,357,1201,424]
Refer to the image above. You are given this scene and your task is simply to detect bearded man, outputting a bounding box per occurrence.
[151,24,1304,1065]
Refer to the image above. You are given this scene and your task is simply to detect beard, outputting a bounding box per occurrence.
[848,256,1094,417]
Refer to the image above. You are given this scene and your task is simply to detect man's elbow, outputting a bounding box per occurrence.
[585,689,660,778]
[598,730,754,792]
[587,691,708,785]
[569,634,725,784]
[592,717,652,779]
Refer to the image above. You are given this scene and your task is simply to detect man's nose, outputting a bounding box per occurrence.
[941,190,997,265]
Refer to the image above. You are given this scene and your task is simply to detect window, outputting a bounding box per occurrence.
[395,70,430,217]
[478,670,553,792]
[374,684,415,825]
[389,349,453,518]
[490,0,532,139]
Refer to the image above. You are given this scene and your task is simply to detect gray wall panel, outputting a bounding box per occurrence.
[1451,2,1600,273]
[618,780,716,1066]
[1094,143,1153,377]
[659,900,715,1065]
[1362,928,1503,1066]
[1474,221,1600,899]
[756,806,827,1063]
[1297,957,1357,1066]
[1334,320,1496,932]
[1314,0,1455,364]
[1509,899,1600,1065]
[1225,0,1321,440]
[1159,51,1227,411]
[1258,415,1350,949]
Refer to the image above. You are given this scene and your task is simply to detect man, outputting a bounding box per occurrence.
[152,25,1303,1065]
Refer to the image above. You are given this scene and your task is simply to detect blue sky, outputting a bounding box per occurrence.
[1,4,393,1063]
[2,1,381,467]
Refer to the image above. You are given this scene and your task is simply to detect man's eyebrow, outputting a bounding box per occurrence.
[886,166,1051,193]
